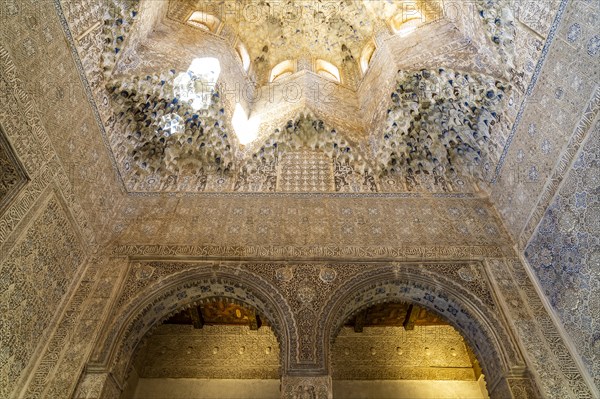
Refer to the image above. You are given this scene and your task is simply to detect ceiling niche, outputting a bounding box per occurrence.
[97,1,513,195]
[270,60,296,83]
[186,11,221,33]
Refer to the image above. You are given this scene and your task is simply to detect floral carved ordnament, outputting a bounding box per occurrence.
[281,375,332,399]
[507,378,541,399]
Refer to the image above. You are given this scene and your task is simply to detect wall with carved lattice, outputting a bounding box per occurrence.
[0,0,598,398]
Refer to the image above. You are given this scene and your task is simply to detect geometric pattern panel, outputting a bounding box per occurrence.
[113,196,510,249]
[0,125,27,213]
[525,119,600,387]
[277,151,334,192]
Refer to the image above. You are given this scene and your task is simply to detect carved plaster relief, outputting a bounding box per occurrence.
[0,194,85,398]
[0,126,27,213]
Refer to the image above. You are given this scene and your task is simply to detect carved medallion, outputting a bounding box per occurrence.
[297,286,316,304]
[275,266,294,282]
[319,267,337,284]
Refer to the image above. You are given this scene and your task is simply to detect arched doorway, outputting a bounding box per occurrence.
[320,264,534,398]
[121,298,282,399]
[80,265,296,399]
[331,301,488,398]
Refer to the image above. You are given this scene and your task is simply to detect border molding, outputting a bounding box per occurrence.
[111,244,509,260]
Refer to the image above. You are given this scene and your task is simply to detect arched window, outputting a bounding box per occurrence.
[187,57,221,79]
[232,103,261,145]
[315,59,341,83]
[359,41,376,76]
[390,7,425,37]
[187,11,221,32]
[236,41,250,72]
[269,60,295,83]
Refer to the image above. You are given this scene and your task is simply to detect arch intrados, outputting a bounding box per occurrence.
[360,41,376,75]
[187,11,221,33]
[315,59,341,83]
[236,41,251,71]
[323,270,513,389]
[137,295,280,341]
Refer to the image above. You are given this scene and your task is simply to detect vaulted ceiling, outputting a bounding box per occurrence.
[87,0,518,194]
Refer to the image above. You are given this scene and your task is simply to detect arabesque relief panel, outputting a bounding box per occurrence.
[524,116,600,388]
[0,0,597,398]
[81,256,595,398]
[490,0,599,242]
[0,193,85,398]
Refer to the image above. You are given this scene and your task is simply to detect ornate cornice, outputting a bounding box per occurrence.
[110,244,509,260]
